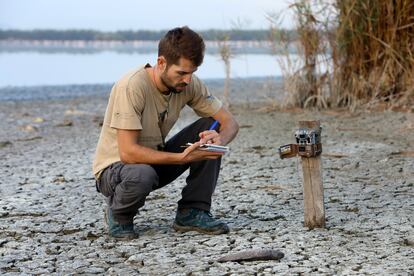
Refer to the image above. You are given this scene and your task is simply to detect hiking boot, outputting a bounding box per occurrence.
[173,208,229,235]
[104,207,138,240]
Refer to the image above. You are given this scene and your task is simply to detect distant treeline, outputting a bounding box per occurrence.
[0,29,296,41]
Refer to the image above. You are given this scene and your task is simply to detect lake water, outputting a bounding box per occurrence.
[0,51,286,88]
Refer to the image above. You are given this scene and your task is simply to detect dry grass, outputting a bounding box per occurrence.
[334,0,414,110]
[268,0,414,111]
[268,0,332,109]
[218,34,232,108]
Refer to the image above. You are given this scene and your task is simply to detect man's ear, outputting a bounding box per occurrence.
[157,56,167,72]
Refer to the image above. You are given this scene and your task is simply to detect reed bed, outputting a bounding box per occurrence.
[271,0,414,110]
[334,0,414,110]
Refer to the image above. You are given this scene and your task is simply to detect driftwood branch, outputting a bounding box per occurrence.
[217,249,284,262]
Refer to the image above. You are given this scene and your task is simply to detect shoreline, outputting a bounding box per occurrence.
[0,76,283,102]
[0,40,275,55]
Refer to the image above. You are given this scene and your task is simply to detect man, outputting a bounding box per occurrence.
[93,26,239,240]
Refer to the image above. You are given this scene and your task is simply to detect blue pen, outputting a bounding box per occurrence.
[209,120,219,130]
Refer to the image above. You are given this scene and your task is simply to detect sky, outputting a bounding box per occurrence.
[0,0,293,31]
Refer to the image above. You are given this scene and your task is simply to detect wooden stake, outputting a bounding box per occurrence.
[299,121,325,229]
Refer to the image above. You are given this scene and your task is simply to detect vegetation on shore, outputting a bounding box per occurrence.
[270,0,414,111]
[0,29,294,41]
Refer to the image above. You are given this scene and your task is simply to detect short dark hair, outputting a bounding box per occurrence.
[158,26,205,67]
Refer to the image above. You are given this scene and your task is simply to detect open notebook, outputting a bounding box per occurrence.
[185,143,230,153]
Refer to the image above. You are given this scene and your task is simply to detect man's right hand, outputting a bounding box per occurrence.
[179,141,223,163]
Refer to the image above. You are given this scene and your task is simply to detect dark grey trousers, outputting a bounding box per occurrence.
[96,118,221,224]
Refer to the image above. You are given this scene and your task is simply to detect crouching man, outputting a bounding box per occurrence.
[92,26,239,240]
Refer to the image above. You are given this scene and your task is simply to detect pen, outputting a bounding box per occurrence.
[209,120,219,131]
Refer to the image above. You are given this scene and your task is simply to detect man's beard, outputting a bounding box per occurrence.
[160,72,187,94]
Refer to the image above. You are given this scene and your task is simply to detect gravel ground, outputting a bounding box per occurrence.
[0,82,413,275]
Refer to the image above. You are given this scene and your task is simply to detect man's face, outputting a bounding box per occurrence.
[160,57,198,93]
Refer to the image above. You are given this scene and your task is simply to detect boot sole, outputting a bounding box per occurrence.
[172,222,229,235]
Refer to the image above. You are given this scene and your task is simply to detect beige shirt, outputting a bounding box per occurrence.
[92,65,222,178]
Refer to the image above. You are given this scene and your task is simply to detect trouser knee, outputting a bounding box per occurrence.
[117,164,158,197]
[192,117,218,133]
[110,164,158,223]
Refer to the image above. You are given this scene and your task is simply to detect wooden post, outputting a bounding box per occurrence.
[299,121,325,229]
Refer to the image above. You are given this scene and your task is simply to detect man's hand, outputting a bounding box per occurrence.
[199,107,239,147]
[198,130,222,145]
[179,141,223,163]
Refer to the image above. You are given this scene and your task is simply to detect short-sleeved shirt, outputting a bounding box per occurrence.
[92,64,222,179]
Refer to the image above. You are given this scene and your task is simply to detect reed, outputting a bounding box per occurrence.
[270,0,414,110]
[268,0,331,109]
[218,34,232,108]
[268,12,302,108]
[333,0,414,109]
